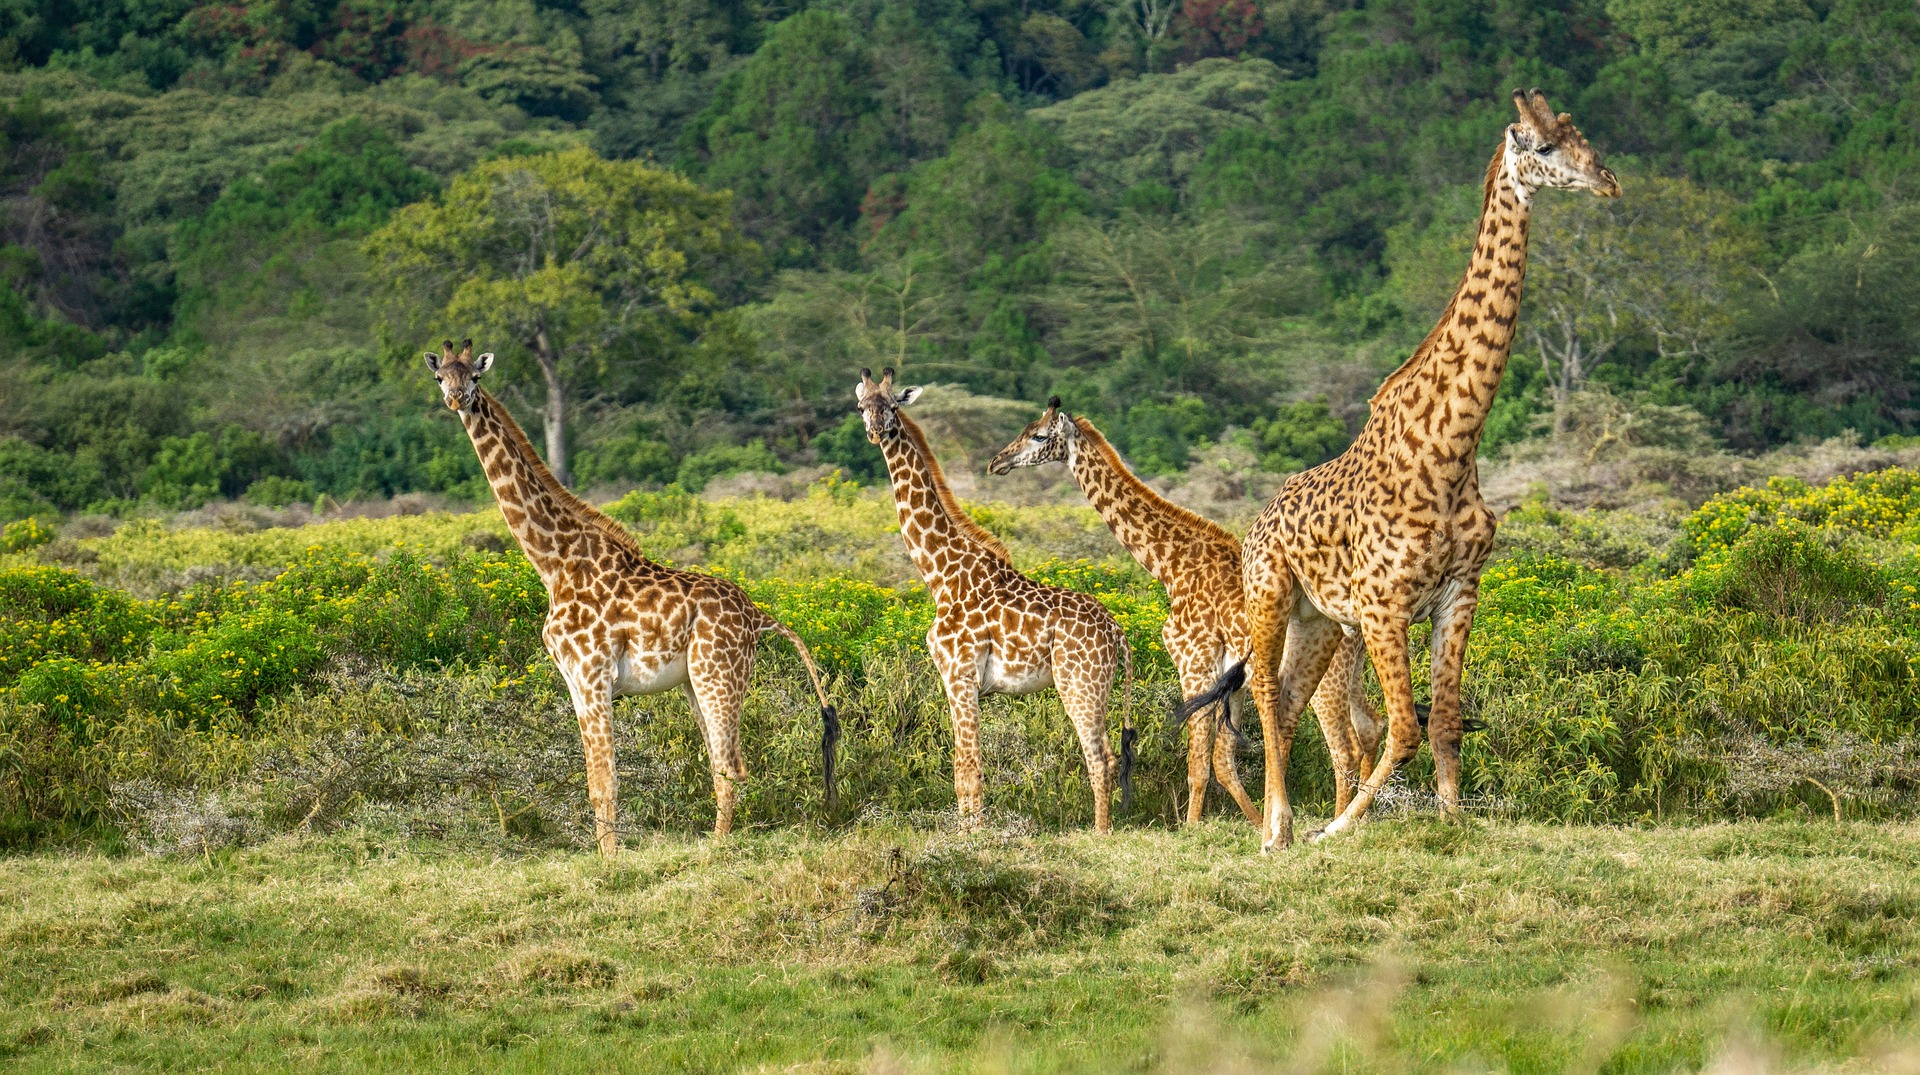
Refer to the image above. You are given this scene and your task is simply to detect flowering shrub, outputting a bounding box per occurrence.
[1682,467,1920,563]
[0,566,158,683]
[0,516,53,554]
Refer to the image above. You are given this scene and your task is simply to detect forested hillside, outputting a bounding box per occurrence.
[2,0,1917,518]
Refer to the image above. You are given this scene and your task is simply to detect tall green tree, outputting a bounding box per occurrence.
[364,146,757,485]
[1525,175,1762,428]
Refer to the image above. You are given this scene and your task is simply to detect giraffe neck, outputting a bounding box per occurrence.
[1368,144,1535,468]
[459,390,606,588]
[1064,418,1232,582]
[875,413,1011,599]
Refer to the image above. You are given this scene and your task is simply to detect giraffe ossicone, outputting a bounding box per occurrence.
[1214,89,1618,851]
[431,338,841,853]
[856,368,1136,832]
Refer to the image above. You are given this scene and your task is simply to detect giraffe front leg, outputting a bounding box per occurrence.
[1427,580,1481,814]
[559,656,621,856]
[930,637,985,827]
[1312,610,1419,843]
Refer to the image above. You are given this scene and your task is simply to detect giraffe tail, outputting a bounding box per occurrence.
[764,619,841,816]
[1118,639,1137,814]
[1172,660,1247,732]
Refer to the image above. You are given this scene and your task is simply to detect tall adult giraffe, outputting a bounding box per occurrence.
[988,398,1388,824]
[427,340,839,852]
[1185,91,1620,851]
[855,369,1135,832]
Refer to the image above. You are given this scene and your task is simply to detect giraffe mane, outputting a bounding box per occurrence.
[1072,417,1238,548]
[895,410,1014,565]
[1370,150,1507,411]
[476,388,656,567]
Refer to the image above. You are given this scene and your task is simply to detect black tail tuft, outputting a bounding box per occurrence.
[1218,701,1251,750]
[1172,661,1246,724]
[1414,702,1487,734]
[821,705,842,814]
[1118,725,1137,812]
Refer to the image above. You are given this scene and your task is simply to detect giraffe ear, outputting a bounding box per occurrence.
[893,386,924,407]
[472,352,494,376]
[424,352,441,372]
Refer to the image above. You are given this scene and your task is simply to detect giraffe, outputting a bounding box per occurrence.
[1183,90,1620,851]
[426,339,840,852]
[988,398,1389,824]
[855,368,1135,833]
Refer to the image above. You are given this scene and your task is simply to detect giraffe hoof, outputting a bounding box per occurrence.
[1304,826,1329,844]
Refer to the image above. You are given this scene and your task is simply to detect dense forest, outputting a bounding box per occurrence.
[1,0,1916,518]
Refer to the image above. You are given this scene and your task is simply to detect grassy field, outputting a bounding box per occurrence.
[5,818,1920,1073]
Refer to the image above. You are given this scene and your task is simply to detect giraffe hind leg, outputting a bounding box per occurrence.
[1257,615,1345,850]
[1058,669,1117,835]
[686,624,756,839]
[1211,690,1262,826]
[1313,631,1369,816]
[1311,615,1421,842]
[1177,658,1219,825]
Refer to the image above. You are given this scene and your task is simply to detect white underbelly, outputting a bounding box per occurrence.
[613,650,689,697]
[980,651,1053,697]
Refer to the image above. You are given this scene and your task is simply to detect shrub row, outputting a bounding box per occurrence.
[4,472,1920,848]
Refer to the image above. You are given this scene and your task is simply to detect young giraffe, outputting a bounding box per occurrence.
[988,399,1388,824]
[855,369,1135,832]
[1185,91,1620,851]
[427,340,840,852]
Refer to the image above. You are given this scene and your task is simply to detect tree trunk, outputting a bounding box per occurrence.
[533,329,570,487]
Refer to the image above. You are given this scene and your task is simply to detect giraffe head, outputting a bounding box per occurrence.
[1504,88,1620,200]
[854,367,924,443]
[988,396,1073,475]
[423,338,494,413]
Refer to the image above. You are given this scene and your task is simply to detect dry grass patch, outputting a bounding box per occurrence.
[323,962,457,1023]
[493,945,620,992]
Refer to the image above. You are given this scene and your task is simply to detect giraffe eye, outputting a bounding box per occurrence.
[1535,144,1556,155]
[1031,433,1049,442]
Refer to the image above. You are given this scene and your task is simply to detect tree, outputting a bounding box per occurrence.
[364,147,757,486]
[693,9,891,263]
[1525,175,1761,430]
[1046,211,1319,403]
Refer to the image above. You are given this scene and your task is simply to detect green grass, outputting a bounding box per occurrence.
[5,819,1920,1073]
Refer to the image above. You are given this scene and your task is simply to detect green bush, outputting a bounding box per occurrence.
[1689,521,1886,623]
[676,442,783,492]
[243,476,314,507]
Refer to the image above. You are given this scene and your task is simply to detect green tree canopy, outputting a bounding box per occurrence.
[364,146,758,486]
